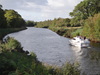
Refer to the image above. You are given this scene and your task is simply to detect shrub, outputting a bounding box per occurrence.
[62,62,80,75]
[71,28,83,37]
[0,37,22,52]
[82,13,100,42]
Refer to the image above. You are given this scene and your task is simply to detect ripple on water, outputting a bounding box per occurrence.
[5,27,100,75]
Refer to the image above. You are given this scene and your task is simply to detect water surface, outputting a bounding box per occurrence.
[5,27,100,75]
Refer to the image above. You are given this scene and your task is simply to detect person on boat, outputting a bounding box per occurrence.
[84,37,86,40]
[84,37,90,43]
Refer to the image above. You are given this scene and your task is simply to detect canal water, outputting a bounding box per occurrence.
[5,27,100,75]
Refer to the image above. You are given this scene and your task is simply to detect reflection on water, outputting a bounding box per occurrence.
[71,46,100,75]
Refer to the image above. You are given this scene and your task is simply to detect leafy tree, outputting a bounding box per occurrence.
[4,10,26,28]
[70,0,100,26]
[0,5,7,28]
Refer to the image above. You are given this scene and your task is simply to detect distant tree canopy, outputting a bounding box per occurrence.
[26,20,36,27]
[52,18,71,27]
[36,18,71,28]
[0,5,7,28]
[4,10,26,28]
[70,0,100,26]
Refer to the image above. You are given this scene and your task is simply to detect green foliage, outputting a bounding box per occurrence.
[0,51,38,75]
[62,62,80,75]
[0,51,81,75]
[26,20,36,27]
[70,0,100,26]
[71,28,83,37]
[35,18,76,37]
[1,37,21,52]
[0,6,7,28]
[64,29,77,38]
[0,5,26,28]
[82,13,100,42]
[50,18,71,27]
[0,37,49,75]
[4,10,26,28]
[35,18,71,28]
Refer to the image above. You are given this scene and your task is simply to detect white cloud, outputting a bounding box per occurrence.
[0,0,83,21]
[40,0,83,21]
[48,0,65,7]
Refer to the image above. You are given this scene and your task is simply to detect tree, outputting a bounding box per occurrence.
[4,10,25,28]
[0,4,2,8]
[0,5,7,28]
[70,0,100,26]
[26,20,36,27]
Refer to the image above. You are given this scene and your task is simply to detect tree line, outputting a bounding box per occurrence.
[36,18,71,28]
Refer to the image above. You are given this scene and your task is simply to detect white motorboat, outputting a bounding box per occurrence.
[69,36,90,48]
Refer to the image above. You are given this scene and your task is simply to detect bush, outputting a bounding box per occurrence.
[0,51,48,75]
[0,37,22,52]
[71,28,83,37]
[62,62,80,75]
[82,13,100,42]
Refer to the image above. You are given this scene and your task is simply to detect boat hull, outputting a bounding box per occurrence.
[69,39,90,48]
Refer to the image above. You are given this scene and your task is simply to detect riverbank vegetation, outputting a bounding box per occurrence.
[0,37,80,75]
[82,13,100,42]
[35,0,100,42]
[35,18,81,38]
[26,20,37,27]
[0,27,26,40]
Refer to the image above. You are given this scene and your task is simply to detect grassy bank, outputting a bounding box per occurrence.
[49,27,100,42]
[47,26,81,38]
[35,22,82,38]
[0,27,26,40]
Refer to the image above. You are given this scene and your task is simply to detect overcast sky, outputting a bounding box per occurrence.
[0,0,83,21]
